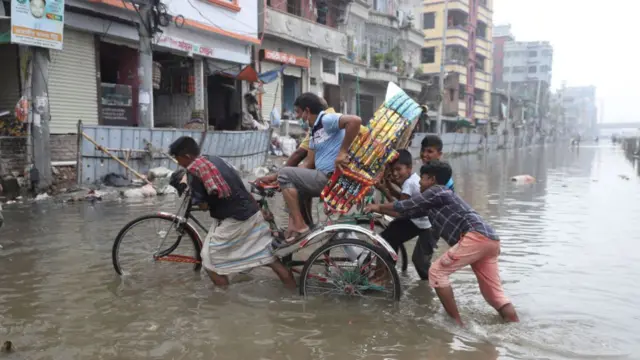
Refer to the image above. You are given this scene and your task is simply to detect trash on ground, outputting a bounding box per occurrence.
[123,184,157,198]
[280,136,297,157]
[253,167,270,178]
[510,175,536,184]
[34,193,50,201]
[103,173,132,187]
[147,167,173,180]
[619,175,630,180]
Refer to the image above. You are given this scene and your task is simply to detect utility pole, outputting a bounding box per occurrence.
[435,0,449,135]
[534,78,541,136]
[506,80,511,140]
[31,47,52,191]
[138,1,154,128]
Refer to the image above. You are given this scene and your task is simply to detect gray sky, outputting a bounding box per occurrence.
[493,0,638,123]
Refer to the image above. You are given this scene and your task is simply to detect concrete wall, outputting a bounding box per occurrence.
[0,137,27,176]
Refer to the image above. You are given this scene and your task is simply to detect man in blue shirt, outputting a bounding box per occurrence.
[277,93,362,243]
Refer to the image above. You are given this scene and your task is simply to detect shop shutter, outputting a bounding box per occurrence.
[49,29,98,134]
[0,45,21,114]
[260,62,281,124]
[283,65,302,78]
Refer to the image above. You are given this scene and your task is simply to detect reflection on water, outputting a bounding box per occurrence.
[1,144,640,359]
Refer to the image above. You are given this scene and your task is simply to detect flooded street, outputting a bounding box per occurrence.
[2,143,640,359]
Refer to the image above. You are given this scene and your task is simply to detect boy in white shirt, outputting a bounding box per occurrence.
[377,150,435,280]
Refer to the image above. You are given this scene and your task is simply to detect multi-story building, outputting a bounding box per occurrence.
[502,41,553,124]
[420,0,494,129]
[258,0,425,125]
[561,85,597,136]
[492,24,514,92]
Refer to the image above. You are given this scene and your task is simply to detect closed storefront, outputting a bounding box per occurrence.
[259,49,310,123]
[49,28,98,134]
[0,44,20,115]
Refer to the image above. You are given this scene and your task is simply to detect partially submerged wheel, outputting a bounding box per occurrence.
[299,238,402,301]
[112,214,202,277]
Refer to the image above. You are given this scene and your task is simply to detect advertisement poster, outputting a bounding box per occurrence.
[101,83,135,126]
[11,0,64,50]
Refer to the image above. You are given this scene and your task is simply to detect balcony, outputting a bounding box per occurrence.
[400,28,423,48]
[339,58,398,84]
[445,28,469,48]
[446,0,469,13]
[262,7,347,55]
[477,1,492,23]
[398,77,424,94]
[368,11,398,29]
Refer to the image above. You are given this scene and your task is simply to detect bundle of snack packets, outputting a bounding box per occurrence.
[321,83,423,213]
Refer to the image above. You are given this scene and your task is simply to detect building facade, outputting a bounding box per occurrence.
[259,0,426,127]
[561,85,597,137]
[420,0,493,128]
[491,24,513,92]
[502,41,553,125]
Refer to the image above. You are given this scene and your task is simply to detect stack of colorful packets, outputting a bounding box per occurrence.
[320,83,423,214]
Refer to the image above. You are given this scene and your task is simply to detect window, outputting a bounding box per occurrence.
[503,67,510,73]
[540,65,550,72]
[322,58,336,74]
[528,66,537,73]
[476,55,485,71]
[528,50,537,57]
[423,12,435,29]
[542,49,552,57]
[474,88,485,103]
[459,84,466,100]
[513,66,526,73]
[421,47,435,63]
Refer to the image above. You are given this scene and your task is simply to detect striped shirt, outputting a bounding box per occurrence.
[393,185,498,246]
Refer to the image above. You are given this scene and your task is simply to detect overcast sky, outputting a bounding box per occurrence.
[493,0,638,123]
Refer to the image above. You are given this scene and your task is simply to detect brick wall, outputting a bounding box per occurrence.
[0,137,27,176]
[50,134,77,162]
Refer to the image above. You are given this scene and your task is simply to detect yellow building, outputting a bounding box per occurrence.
[420,0,493,123]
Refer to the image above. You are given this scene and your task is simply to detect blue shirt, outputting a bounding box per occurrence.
[310,111,345,174]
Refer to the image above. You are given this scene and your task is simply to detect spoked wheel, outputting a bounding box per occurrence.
[112,214,202,278]
[299,238,402,301]
[356,218,409,272]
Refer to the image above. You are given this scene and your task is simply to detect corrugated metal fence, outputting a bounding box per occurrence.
[409,132,533,156]
[79,125,271,185]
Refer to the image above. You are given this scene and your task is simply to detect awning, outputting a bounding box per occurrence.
[215,64,286,84]
[455,117,476,128]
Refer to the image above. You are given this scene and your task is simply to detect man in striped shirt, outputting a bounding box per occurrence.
[365,160,519,325]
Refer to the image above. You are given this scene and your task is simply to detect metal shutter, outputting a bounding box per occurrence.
[260,62,281,123]
[0,45,20,113]
[49,29,98,134]
[283,65,301,78]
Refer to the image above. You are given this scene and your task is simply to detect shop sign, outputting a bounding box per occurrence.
[101,83,134,126]
[262,49,310,68]
[10,0,64,50]
[154,34,215,58]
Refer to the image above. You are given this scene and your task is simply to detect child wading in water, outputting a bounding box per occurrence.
[169,136,296,289]
[366,160,519,325]
[377,149,436,280]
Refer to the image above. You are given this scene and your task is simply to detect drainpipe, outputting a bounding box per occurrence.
[435,0,449,135]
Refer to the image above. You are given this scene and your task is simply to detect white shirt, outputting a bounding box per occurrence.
[401,173,432,229]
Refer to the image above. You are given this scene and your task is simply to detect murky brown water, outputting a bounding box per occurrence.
[2,143,639,359]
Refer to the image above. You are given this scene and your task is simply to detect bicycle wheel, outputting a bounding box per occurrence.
[355,218,409,272]
[112,214,202,277]
[299,238,402,301]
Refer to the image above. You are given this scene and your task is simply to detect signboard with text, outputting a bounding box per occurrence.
[261,49,310,68]
[11,0,64,49]
[154,34,215,58]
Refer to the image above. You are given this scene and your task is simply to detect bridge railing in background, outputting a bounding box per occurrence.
[78,125,271,185]
[408,132,532,158]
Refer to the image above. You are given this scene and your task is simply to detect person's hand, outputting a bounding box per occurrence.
[257,174,277,184]
[375,177,387,191]
[363,204,380,214]
[334,150,350,170]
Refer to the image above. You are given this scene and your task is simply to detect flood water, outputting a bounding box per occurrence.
[1,143,639,359]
